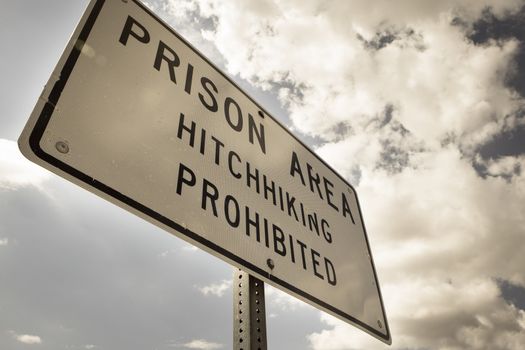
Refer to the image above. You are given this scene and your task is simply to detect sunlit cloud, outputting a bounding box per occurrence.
[197,280,232,297]
[10,332,42,345]
[0,139,51,190]
[182,339,223,349]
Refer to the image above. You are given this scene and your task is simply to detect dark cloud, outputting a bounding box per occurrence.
[499,279,525,311]
[357,27,425,51]
[468,6,525,97]
[478,124,525,160]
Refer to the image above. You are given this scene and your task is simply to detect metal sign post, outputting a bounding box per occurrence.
[233,269,267,350]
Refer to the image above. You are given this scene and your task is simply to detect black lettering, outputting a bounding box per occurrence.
[224,97,243,132]
[324,177,338,211]
[307,212,320,236]
[177,113,196,147]
[202,179,219,217]
[263,175,277,206]
[154,40,180,83]
[246,162,260,194]
[311,249,324,280]
[341,192,356,224]
[176,163,195,195]
[297,239,308,270]
[321,218,332,243]
[224,195,240,228]
[228,151,242,179]
[211,136,224,165]
[288,235,296,263]
[248,113,266,154]
[245,206,260,241]
[286,192,299,221]
[299,202,306,226]
[198,77,218,112]
[119,16,150,46]
[199,128,206,155]
[263,218,270,248]
[325,258,337,286]
[278,186,284,211]
[307,163,324,200]
[272,224,286,256]
[184,63,194,94]
[290,151,306,185]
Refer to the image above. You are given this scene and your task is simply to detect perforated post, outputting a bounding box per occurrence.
[233,269,267,350]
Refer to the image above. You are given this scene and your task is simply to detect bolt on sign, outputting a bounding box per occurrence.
[19,0,390,344]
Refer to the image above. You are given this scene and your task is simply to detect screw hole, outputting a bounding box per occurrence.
[55,141,69,154]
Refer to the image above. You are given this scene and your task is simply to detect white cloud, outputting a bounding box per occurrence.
[197,279,232,297]
[12,333,42,345]
[182,245,200,252]
[182,339,223,349]
[0,238,8,246]
[162,0,524,155]
[0,139,51,189]
[265,285,308,311]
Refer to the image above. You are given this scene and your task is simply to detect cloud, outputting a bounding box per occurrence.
[182,339,223,349]
[265,285,307,311]
[197,280,232,297]
[0,238,8,246]
[0,139,50,189]
[159,0,524,156]
[12,332,42,345]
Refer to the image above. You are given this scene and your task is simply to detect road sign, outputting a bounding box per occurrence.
[19,0,390,343]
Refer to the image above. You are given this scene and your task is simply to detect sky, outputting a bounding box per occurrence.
[1,0,525,349]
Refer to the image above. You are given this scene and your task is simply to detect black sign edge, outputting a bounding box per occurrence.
[25,0,391,344]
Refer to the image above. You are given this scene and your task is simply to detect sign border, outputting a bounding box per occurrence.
[20,0,391,344]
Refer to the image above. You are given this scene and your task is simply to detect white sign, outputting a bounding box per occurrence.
[19,0,390,343]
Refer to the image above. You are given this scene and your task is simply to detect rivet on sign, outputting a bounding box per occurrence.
[55,141,69,154]
[266,258,275,270]
[377,320,383,329]
[258,110,265,119]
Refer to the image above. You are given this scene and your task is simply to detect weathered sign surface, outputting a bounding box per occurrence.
[19,0,390,343]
